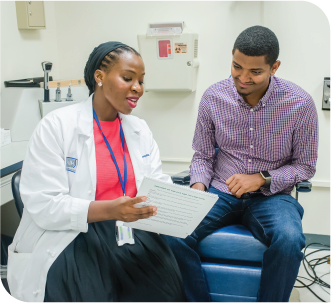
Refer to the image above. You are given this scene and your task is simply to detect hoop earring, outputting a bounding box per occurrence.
[98,82,102,87]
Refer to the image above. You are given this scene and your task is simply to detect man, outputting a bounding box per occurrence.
[162,26,318,302]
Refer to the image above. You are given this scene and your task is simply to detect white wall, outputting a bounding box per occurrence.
[0,1,60,89]
[53,1,263,167]
[0,1,329,235]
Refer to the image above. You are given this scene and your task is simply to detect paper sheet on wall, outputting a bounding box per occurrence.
[124,177,218,238]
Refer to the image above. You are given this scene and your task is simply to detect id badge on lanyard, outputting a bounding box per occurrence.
[93,109,135,246]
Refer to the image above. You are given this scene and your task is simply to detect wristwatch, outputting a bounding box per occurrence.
[260,171,271,186]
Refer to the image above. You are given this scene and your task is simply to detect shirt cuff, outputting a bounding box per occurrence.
[71,198,92,233]
[269,170,284,194]
[190,174,210,190]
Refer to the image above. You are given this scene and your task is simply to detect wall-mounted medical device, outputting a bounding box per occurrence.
[40,61,78,117]
[41,61,52,101]
[137,22,199,92]
[1,86,88,142]
[16,1,46,30]
[322,77,330,111]
[38,79,85,117]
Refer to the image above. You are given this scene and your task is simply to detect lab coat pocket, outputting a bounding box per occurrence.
[143,163,151,176]
[7,247,32,298]
[142,154,151,175]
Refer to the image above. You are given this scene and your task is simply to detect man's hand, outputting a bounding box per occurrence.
[225,173,265,198]
[192,182,206,192]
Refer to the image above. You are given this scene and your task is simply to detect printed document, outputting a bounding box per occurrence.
[124,177,218,238]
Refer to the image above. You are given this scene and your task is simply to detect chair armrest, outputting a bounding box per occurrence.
[295,181,312,193]
[171,170,190,184]
[172,173,313,194]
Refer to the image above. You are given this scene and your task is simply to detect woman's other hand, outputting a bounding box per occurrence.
[87,196,157,223]
[191,182,206,191]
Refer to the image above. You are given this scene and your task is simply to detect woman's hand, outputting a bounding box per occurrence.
[109,196,157,222]
[87,196,157,223]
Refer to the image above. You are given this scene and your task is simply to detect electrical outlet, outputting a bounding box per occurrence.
[322,77,330,110]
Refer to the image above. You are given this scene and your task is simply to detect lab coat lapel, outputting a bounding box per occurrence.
[77,95,96,194]
[77,94,93,138]
[119,113,144,190]
[76,99,144,195]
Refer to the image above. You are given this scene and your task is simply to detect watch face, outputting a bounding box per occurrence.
[262,171,271,178]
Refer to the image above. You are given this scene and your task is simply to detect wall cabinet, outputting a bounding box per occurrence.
[16,1,46,29]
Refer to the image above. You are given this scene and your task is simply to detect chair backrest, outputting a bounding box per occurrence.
[11,170,23,218]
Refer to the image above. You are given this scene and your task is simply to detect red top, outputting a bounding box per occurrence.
[93,118,137,201]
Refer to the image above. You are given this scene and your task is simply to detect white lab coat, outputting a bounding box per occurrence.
[7,94,171,302]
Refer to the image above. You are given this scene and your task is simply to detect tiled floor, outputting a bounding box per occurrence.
[292,247,330,302]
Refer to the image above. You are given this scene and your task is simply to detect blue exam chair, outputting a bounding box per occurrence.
[171,170,312,302]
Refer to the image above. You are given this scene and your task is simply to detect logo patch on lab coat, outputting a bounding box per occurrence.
[66,157,78,173]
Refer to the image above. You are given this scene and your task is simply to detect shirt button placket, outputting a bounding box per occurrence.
[248,108,254,172]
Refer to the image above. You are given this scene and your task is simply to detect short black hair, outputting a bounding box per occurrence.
[99,46,141,73]
[232,26,279,66]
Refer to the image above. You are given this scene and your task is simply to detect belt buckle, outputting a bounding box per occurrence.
[241,193,251,199]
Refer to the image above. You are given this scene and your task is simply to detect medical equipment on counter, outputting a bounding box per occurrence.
[66,86,73,101]
[1,86,89,142]
[38,79,85,117]
[41,61,52,102]
[137,21,199,92]
[55,86,61,102]
[66,82,74,101]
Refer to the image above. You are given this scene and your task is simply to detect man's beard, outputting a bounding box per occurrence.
[237,89,252,97]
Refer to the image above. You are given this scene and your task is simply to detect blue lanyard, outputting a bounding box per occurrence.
[93,109,127,196]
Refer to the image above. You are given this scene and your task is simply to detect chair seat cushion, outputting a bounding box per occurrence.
[202,262,261,298]
[197,225,267,263]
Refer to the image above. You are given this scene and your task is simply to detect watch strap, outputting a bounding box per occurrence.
[260,171,271,186]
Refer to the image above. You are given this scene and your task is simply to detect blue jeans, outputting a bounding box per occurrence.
[161,186,305,302]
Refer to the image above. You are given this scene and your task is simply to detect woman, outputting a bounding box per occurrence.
[7,41,185,302]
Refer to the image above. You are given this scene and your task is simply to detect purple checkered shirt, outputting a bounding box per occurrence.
[190,76,319,196]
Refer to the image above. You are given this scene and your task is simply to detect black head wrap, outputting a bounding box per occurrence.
[84,41,130,96]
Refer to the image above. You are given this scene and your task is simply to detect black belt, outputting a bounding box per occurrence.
[241,192,264,199]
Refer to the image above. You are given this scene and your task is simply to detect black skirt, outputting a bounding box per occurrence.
[44,220,185,302]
